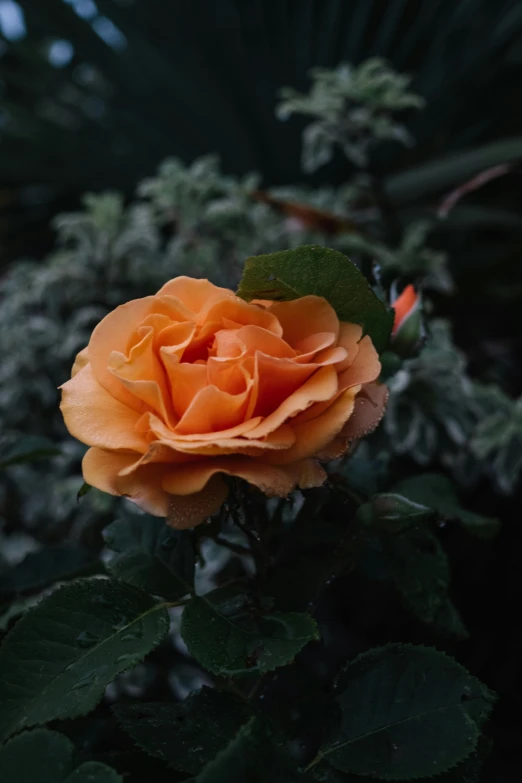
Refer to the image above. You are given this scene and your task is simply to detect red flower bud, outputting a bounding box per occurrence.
[392,284,418,335]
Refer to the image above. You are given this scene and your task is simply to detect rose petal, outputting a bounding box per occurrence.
[145,411,263,442]
[60,364,148,452]
[293,332,336,363]
[267,386,359,464]
[245,365,338,439]
[314,438,350,461]
[88,296,156,410]
[118,442,199,475]
[268,296,340,347]
[231,325,295,359]
[247,354,318,419]
[167,475,229,529]
[157,321,196,357]
[207,355,250,395]
[335,322,363,372]
[184,298,284,363]
[158,423,296,456]
[283,458,327,489]
[82,447,171,516]
[338,335,381,390]
[156,277,233,320]
[339,381,388,440]
[109,326,175,426]
[71,347,89,378]
[204,298,283,336]
[313,345,348,365]
[160,359,208,419]
[162,457,300,498]
[174,383,253,435]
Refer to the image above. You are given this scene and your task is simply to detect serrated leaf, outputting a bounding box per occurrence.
[196,716,308,783]
[0,436,61,468]
[317,644,495,780]
[0,578,170,740]
[180,593,318,677]
[237,246,394,353]
[0,545,102,603]
[426,741,491,783]
[390,528,467,639]
[355,493,466,637]
[0,728,121,783]
[392,474,500,539]
[114,687,252,774]
[311,761,365,782]
[103,515,194,599]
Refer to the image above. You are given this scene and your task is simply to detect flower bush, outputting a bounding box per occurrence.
[0,56,518,783]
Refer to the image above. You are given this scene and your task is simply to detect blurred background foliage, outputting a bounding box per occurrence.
[1,1,522,780]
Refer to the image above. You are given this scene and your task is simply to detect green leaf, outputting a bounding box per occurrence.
[357,497,467,638]
[385,526,467,639]
[237,246,394,353]
[0,578,170,741]
[114,686,252,774]
[0,728,121,783]
[0,545,102,603]
[93,750,186,783]
[196,716,308,783]
[103,515,194,599]
[392,474,500,539]
[77,483,92,500]
[0,436,61,468]
[426,742,491,783]
[358,493,435,531]
[180,592,319,677]
[317,644,495,780]
[310,762,364,782]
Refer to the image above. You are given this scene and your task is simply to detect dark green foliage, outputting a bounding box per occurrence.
[181,591,319,677]
[2,0,522,202]
[103,514,194,599]
[114,687,252,774]
[77,482,92,499]
[392,474,500,539]
[196,717,308,783]
[0,728,121,783]
[0,436,60,468]
[238,245,394,352]
[0,6,515,777]
[0,544,101,603]
[0,579,170,740]
[317,645,495,780]
[356,496,467,637]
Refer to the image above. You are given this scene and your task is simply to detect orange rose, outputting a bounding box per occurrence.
[60,277,386,528]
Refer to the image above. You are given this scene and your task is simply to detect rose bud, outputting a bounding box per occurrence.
[390,283,422,357]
